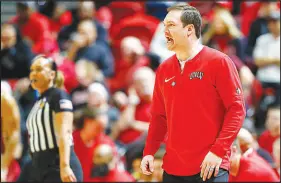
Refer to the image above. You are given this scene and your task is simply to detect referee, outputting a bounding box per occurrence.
[21,55,83,182]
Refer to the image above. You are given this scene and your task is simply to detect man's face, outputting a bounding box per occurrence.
[266,108,280,136]
[163,10,189,51]
[78,2,94,20]
[77,22,97,45]
[1,26,16,49]
[268,20,280,35]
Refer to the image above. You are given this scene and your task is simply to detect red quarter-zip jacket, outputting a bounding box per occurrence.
[143,46,246,176]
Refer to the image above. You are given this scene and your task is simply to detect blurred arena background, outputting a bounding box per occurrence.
[1,0,280,182]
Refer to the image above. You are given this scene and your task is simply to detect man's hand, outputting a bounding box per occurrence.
[140,155,154,175]
[200,151,222,181]
[60,165,77,182]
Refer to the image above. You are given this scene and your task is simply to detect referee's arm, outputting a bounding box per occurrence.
[50,90,76,182]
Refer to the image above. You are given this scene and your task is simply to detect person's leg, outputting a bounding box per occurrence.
[42,168,62,182]
[17,159,38,182]
[162,171,184,182]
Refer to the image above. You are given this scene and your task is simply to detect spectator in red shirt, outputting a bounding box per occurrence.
[110,66,155,145]
[258,104,280,156]
[229,140,279,182]
[12,2,59,55]
[38,0,72,38]
[141,4,245,182]
[110,67,154,171]
[89,144,135,182]
[73,109,117,182]
[273,138,280,178]
[237,128,275,167]
[107,36,149,93]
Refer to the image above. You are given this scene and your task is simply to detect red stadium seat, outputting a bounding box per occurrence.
[108,2,145,29]
[111,14,160,51]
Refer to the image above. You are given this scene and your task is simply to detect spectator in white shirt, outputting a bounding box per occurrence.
[253,11,280,101]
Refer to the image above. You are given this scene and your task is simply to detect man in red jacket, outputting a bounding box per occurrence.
[140,3,246,182]
[229,140,279,182]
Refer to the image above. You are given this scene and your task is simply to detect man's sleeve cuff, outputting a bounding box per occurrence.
[210,145,227,158]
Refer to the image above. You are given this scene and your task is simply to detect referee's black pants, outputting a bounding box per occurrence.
[17,147,83,182]
[163,168,229,182]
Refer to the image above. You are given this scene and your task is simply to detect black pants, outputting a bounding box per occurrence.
[17,147,83,182]
[163,169,229,182]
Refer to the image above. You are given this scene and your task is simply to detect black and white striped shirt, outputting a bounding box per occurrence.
[26,87,73,153]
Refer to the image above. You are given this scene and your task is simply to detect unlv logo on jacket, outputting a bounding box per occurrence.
[190,71,204,80]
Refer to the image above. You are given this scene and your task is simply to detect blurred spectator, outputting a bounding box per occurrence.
[71,59,103,111]
[240,2,262,37]
[107,36,149,93]
[89,144,135,182]
[258,104,280,156]
[229,140,279,182]
[190,1,233,34]
[253,11,280,102]
[245,2,279,58]
[149,22,175,62]
[67,20,114,77]
[38,0,73,38]
[145,52,161,72]
[1,92,22,182]
[10,2,59,55]
[112,91,129,112]
[74,82,119,134]
[237,128,275,167]
[1,23,34,79]
[95,5,113,31]
[201,9,255,108]
[273,138,280,177]
[73,109,117,182]
[58,1,108,50]
[111,67,154,144]
[110,67,154,171]
[48,52,79,93]
[202,9,245,61]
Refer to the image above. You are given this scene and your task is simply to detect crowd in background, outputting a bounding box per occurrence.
[1,1,280,182]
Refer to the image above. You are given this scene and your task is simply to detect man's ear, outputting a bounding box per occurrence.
[186,24,193,37]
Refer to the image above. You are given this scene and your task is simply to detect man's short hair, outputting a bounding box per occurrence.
[167,3,202,38]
